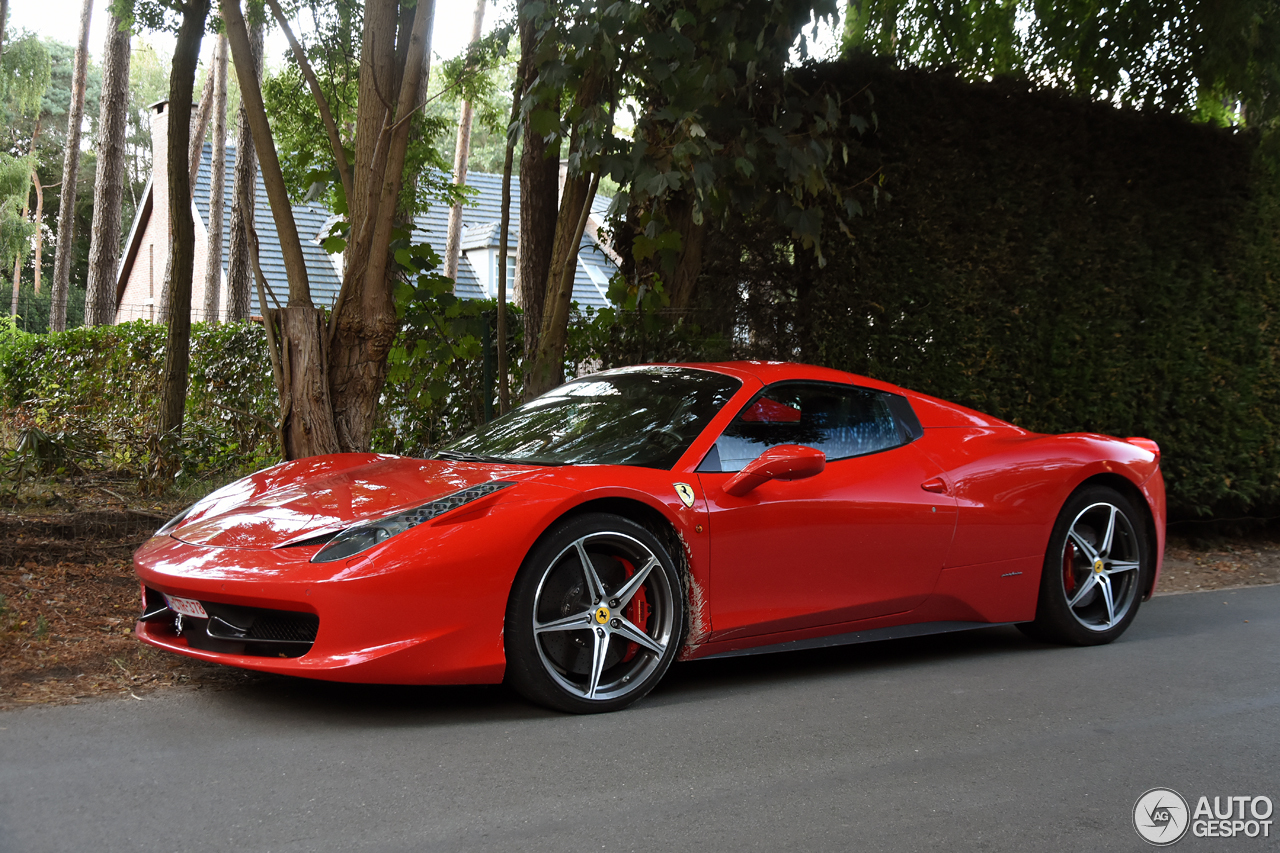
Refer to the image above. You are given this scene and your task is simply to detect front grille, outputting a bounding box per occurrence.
[239,612,319,643]
[140,586,319,658]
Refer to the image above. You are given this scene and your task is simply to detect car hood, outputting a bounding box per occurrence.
[171,454,541,549]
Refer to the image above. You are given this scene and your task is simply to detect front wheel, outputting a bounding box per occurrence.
[1019,486,1149,646]
[505,513,685,713]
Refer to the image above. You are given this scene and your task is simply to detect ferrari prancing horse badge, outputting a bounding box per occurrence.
[674,482,696,508]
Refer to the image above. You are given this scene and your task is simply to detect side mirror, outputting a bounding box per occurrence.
[722,444,826,497]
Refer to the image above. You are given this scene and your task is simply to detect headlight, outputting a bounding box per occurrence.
[311,481,515,563]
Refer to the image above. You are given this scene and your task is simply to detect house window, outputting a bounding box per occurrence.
[491,252,516,297]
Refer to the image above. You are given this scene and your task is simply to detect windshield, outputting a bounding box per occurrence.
[439,366,741,468]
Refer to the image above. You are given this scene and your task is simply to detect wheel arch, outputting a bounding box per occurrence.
[516,494,703,654]
[1072,472,1160,599]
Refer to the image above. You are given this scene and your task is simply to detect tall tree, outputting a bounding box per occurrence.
[442,0,486,285]
[516,0,559,387]
[225,19,261,322]
[84,8,135,326]
[496,29,529,414]
[325,0,437,453]
[156,0,211,454]
[2,32,51,314]
[222,0,437,458]
[49,0,94,332]
[518,0,848,398]
[157,54,215,321]
[202,31,228,323]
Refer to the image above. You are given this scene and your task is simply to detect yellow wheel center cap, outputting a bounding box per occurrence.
[1094,559,1105,574]
[595,606,611,624]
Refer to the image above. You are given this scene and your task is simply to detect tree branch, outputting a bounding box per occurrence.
[263,0,354,207]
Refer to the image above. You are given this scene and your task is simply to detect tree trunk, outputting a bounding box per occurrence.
[157,0,210,450]
[327,0,434,454]
[523,62,606,400]
[49,0,93,333]
[84,10,133,327]
[31,171,43,297]
[202,33,229,324]
[526,169,598,397]
[496,44,528,415]
[279,307,342,456]
[442,0,486,286]
[221,0,310,307]
[10,173,29,317]
[224,0,340,460]
[517,0,559,391]
[225,21,263,322]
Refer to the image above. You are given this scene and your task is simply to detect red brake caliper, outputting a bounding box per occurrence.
[618,558,651,662]
[1062,541,1077,594]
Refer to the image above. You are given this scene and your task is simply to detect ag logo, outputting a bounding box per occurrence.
[673,482,696,508]
[1134,788,1190,846]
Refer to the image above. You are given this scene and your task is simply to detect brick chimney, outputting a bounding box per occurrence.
[149,100,170,246]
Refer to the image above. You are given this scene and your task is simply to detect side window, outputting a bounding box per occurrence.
[698,382,906,473]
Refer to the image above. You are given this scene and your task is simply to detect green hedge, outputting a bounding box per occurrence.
[0,319,278,479]
[0,300,524,482]
[694,60,1280,518]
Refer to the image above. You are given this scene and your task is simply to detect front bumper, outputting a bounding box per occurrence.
[132,530,513,685]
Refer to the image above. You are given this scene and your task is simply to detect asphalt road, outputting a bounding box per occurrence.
[2,585,1278,853]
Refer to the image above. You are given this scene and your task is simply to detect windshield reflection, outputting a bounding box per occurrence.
[441,366,741,469]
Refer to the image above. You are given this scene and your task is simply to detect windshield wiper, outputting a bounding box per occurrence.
[435,450,516,464]
[434,450,562,466]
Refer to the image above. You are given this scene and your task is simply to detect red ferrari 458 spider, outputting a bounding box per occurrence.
[134,361,1165,712]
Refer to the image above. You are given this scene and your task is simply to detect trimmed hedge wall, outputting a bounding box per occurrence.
[696,60,1280,518]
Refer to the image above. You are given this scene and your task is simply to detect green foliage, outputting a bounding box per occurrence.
[845,0,1280,124]
[373,232,523,455]
[9,279,88,333]
[426,32,520,175]
[259,0,474,217]
[0,31,52,124]
[519,0,866,285]
[0,320,276,483]
[567,303,732,374]
[695,59,1280,519]
[0,154,37,271]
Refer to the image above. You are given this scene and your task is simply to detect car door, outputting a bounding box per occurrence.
[695,382,959,641]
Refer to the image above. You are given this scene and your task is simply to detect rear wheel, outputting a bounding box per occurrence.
[505,513,685,713]
[1019,486,1148,645]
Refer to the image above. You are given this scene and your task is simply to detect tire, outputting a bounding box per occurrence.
[505,513,686,713]
[1018,486,1149,646]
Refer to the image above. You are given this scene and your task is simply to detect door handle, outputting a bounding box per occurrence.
[920,476,949,494]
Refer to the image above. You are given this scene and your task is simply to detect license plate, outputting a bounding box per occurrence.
[164,594,208,619]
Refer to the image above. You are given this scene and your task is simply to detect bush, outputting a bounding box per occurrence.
[0,319,276,482]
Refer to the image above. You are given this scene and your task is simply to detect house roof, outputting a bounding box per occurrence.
[407,170,616,308]
[118,145,621,315]
[192,144,343,316]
